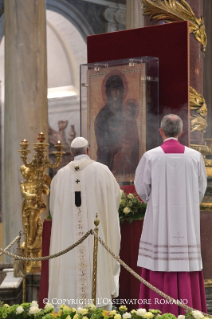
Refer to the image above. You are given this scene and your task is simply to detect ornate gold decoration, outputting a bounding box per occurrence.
[92,214,100,305]
[190,142,212,177]
[189,87,212,176]
[190,86,207,133]
[200,203,212,211]
[141,0,207,51]
[19,133,65,273]
[204,279,212,287]
[190,144,210,155]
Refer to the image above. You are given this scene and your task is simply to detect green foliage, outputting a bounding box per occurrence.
[46,212,52,220]
[159,314,177,319]
[119,191,147,225]
[149,311,162,315]
[90,308,104,319]
[0,302,206,319]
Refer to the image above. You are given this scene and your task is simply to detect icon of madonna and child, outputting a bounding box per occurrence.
[94,71,142,181]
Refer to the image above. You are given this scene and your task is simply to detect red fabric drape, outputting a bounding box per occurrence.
[38,220,52,308]
[118,185,143,310]
[87,22,190,147]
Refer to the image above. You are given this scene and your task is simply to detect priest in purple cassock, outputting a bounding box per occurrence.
[134,114,207,315]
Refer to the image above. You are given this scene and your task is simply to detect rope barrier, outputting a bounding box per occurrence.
[0,230,92,261]
[0,234,21,256]
[91,230,212,318]
[1,230,211,317]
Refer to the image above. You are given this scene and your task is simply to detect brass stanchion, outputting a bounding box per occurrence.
[22,220,29,303]
[92,214,99,305]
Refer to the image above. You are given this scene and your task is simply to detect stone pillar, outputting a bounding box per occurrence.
[103,7,126,32]
[126,0,144,29]
[186,0,204,145]
[203,0,212,139]
[4,0,48,261]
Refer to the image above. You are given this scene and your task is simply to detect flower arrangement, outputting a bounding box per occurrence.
[0,302,210,319]
[119,191,147,225]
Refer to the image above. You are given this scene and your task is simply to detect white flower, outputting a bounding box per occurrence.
[16,306,24,314]
[178,316,185,319]
[31,301,39,306]
[192,311,204,319]
[44,303,54,311]
[77,307,83,314]
[123,312,132,319]
[137,309,147,317]
[29,306,40,315]
[123,207,130,214]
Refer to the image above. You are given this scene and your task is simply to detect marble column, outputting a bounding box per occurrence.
[126,0,144,29]
[203,0,212,139]
[186,0,204,145]
[4,0,48,261]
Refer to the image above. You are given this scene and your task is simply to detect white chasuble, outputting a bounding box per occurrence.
[135,146,207,272]
[48,156,121,310]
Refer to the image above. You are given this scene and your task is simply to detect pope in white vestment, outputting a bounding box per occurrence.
[134,115,207,315]
[48,137,121,310]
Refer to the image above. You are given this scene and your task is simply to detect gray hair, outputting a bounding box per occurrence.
[71,146,87,157]
[161,114,183,137]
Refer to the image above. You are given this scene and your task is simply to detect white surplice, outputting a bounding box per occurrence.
[48,156,121,309]
[135,146,207,272]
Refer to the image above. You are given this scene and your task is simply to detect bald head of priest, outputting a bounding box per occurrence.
[134,114,207,315]
[48,136,121,311]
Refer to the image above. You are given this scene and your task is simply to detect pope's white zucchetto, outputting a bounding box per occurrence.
[71,137,88,149]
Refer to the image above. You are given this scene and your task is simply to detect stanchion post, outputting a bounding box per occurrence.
[22,219,29,303]
[92,214,99,305]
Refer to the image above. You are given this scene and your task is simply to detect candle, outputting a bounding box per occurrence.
[37,132,45,143]
[20,139,29,149]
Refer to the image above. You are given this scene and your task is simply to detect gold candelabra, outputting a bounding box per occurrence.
[19,132,65,274]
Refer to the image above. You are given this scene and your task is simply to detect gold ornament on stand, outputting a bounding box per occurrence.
[19,133,65,274]
[190,86,208,133]
[189,87,212,177]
